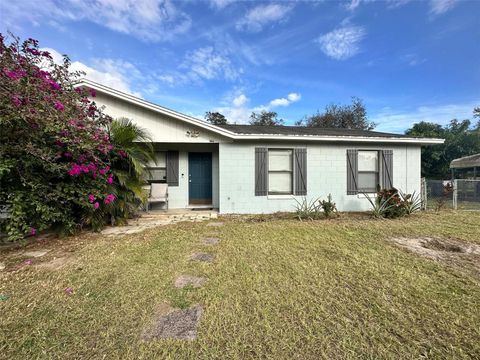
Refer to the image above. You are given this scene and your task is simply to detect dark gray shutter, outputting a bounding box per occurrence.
[255,148,268,196]
[294,148,307,195]
[166,151,179,186]
[346,149,358,195]
[381,150,393,189]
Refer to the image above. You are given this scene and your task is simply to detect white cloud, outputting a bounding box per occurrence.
[316,25,366,60]
[269,93,301,107]
[233,94,249,107]
[209,0,235,9]
[372,101,479,133]
[288,93,301,102]
[346,0,362,11]
[402,53,427,66]
[236,3,294,32]
[429,0,458,15]
[214,91,301,124]
[42,47,141,97]
[0,0,191,42]
[158,47,241,85]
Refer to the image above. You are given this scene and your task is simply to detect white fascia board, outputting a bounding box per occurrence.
[229,134,445,145]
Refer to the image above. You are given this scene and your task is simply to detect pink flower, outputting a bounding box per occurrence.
[94,202,100,209]
[107,175,113,184]
[99,166,110,175]
[47,79,60,90]
[89,88,96,97]
[104,194,115,205]
[88,194,96,203]
[63,152,72,158]
[64,287,73,296]
[4,69,26,80]
[24,259,32,265]
[68,163,82,176]
[11,95,21,107]
[117,150,127,158]
[30,227,37,236]
[54,101,65,111]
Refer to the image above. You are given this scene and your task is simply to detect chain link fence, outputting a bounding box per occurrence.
[422,178,480,210]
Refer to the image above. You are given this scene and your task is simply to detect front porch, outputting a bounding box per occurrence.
[145,143,220,211]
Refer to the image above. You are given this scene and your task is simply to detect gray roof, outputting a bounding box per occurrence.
[450,153,480,169]
[218,124,408,138]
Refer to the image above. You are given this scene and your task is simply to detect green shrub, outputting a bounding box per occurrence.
[319,194,338,218]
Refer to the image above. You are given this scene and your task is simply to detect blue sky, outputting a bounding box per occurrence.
[1,0,479,132]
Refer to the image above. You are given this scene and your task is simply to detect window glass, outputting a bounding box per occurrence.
[269,173,292,193]
[146,151,166,183]
[269,150,292,171]
[357,173,377,191]
[358,151,378,171]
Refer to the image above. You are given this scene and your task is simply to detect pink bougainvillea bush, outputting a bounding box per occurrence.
[0,34,130,241]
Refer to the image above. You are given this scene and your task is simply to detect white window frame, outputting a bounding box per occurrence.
[357,150,380,193]
[268,148,294,195]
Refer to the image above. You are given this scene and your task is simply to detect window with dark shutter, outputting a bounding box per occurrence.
[294,148,307,195]
[166,151,179,186]
[255,148,268,196]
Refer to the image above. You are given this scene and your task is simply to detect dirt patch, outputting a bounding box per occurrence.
[389,237,480,279]
[174,275,207,288]
[142,303,203,341]
[35,257,71,271]
[190,253,215,262]
[201,237,220,245]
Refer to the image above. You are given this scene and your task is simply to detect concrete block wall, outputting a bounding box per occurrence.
[218,142,421,214]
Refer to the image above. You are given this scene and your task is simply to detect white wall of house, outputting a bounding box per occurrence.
[218,142,421,214]
[94,93,229,144]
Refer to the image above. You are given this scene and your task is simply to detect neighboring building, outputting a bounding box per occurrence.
[450,153,480,179]
[80,80,444,214]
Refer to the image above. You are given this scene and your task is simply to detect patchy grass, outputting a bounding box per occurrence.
[1,211,480,359]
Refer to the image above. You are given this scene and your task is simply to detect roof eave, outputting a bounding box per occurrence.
[229,134,445,144]
[76,79,237,139]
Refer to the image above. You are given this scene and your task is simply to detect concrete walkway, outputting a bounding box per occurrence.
[101,209,218,236]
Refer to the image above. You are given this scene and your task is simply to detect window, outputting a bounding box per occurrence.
[268,149,293,195]
[145,151,167,183]
[357,150,379,192]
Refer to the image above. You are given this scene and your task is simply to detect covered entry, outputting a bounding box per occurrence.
[188,152,213,205]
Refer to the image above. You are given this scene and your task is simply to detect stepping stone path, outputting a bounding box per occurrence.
[202,237,220,245]
[174,275,207,289]
[23,249,50,258]
[190,252,215,262]
[143,304,203,341]
[207,222,224,227]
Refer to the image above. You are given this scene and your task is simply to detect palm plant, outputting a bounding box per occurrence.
[107,118,155,223]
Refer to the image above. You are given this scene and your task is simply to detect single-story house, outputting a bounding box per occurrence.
[80,79,444,214]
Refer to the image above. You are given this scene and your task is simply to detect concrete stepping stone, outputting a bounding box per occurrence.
[207,222,224,227]
[190,252,215,262]
[24,249,50,258]
[202,237,220,245]
[142,304,203,341]
[174,275,207,289]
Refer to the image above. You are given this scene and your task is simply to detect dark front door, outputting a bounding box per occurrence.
[188,152,212,205]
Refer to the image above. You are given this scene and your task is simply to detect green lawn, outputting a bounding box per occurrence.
[1,212,480,359]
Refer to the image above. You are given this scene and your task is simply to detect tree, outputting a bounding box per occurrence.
[299,97,375,130]
[249,110,284,126]
[405,118,480,179]
[205,111,228,125]
[0,34,149,241]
